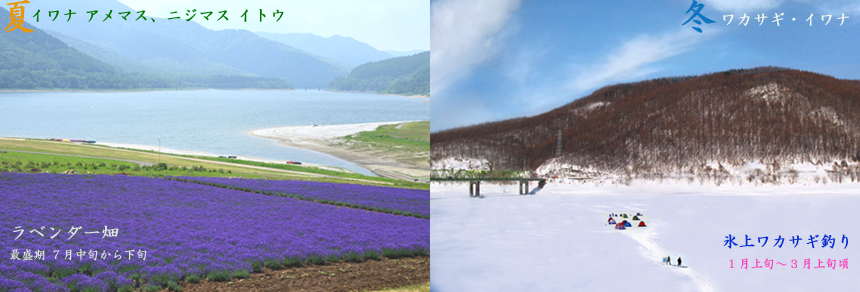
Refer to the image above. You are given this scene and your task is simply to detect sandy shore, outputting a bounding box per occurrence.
[95,142,337,171]
[251,122,429,180]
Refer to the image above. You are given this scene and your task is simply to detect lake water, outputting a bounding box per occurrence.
[0,90,429,175]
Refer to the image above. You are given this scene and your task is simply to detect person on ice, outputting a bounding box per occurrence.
[677,257,682,267]
[666,256,671,265]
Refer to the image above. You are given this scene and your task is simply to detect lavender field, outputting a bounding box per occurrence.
[0,173,429,291]
[174,176,430,218]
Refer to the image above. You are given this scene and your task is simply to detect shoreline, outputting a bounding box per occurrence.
[323,89,429,99]
[93,141,343,171]
[250,122,429,180]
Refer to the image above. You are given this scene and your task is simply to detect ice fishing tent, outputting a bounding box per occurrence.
[632,216,640,221]
[638,221,647,227]
[608,218,616,225]
[614,223,626,230]
[621,214,628,218]
[622,220,632,227]
[636,212,643,216]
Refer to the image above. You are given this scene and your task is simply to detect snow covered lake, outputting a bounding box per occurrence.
[430,181,859,291]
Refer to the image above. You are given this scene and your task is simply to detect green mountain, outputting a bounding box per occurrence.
[256,32,393,67]
[0,8,290,90]
[28,0,349,88]
[328,52,429,96]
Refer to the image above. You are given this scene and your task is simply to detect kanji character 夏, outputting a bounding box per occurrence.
[5,0,34,32]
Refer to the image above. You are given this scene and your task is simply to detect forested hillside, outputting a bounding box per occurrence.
[0,8,290,90]
[432,68,860,174]
[329,52,429,96]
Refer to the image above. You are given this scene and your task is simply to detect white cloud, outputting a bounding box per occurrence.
[568,29,707,93]
[704,0,785,13]
[430,0,522,95]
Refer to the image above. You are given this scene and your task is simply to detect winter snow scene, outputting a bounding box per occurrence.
[430,0,860,291]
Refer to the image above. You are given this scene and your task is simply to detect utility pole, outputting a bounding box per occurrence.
[556,130,563,157]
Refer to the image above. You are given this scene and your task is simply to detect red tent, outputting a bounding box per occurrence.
[614,223,626,230]
[608,218,616,225]
[638,221,647,227]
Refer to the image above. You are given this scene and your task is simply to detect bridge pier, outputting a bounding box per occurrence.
[469,180,481,197]
[519,180,529,195]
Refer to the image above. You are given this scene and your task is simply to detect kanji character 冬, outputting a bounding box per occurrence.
[682,0,715,33]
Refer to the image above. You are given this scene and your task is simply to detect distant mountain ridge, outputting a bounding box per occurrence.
[256,32,393,67]
[329,51,429,96]
[431,68,860,174]
[0,7,290,90]
[27,0,349,88]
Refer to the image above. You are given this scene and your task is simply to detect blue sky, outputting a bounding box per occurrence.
[430,0,860,131]
[116,0,428,52]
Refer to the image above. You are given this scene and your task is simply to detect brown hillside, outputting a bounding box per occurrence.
[431,67,860,173]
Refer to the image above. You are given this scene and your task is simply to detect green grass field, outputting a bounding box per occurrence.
[0,138,428,189]
[337,121,430,166]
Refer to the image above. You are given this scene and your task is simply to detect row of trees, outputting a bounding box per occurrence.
[328,52,429,96]
[432,68,860,174]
